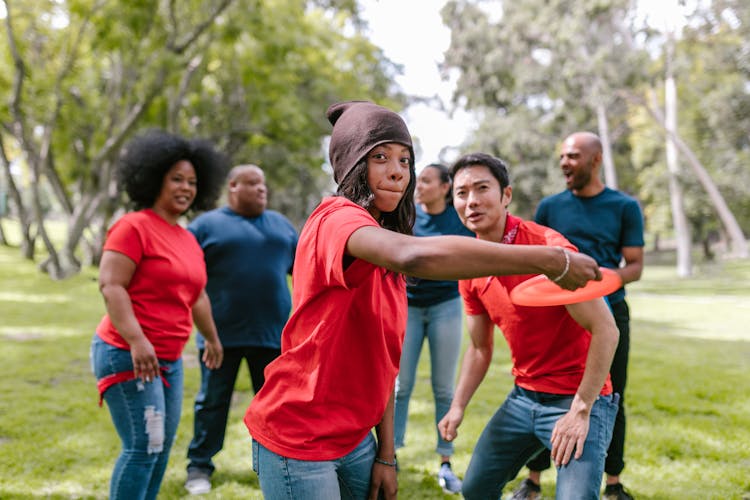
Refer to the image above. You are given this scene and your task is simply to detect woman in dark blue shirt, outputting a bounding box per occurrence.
[394,163,474,494]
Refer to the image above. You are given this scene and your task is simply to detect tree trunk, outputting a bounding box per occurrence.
[0,135,34,257]
[665,128,748,259]
[44,151,74,216]
[664,49,693,277]
[28,163,68,279]
[60,189,107,271]
[642,84,749,260]
[621,35,749,263]
[596,102,618,190]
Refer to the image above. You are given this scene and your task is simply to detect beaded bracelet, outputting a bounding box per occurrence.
[552,247,570,283]
[374,457,398,467]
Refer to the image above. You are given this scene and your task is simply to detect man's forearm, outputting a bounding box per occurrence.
[375,389,396,460]
[576,323,619,406]
[451,345,492,411]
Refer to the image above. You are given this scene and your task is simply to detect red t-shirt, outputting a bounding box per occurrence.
[245,197,407,460]
[95,209,207,360]
[460,213,612,396]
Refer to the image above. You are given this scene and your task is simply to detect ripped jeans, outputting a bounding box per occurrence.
[91,334,183,500]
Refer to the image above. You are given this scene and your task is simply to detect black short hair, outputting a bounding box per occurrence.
[450,152,510,189]
[423,163,453,204]
[117,129,229,212]
[336,158,416,235]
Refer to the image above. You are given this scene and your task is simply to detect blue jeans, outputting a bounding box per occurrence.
[91,335,184,500]
[187,345,280,474]
[462,386,619,500]
[526,299,630,477]
[395,296,463,456]
[252,433,376,500]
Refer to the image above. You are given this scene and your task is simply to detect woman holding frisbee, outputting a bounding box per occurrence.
[245,101,601,500]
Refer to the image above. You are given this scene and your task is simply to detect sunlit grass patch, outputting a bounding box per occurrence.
[0,291,72,303]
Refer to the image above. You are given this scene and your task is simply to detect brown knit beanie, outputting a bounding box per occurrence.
[327,101,414,184]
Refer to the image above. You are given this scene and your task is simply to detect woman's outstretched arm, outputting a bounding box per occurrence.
[346,226,601,290]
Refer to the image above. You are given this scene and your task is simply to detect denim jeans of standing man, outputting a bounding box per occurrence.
[462,385,619,500]
[253,432,377,500]
[395,296,463,456]
[91,334,183,500]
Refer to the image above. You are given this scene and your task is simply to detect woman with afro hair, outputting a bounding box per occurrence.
[91,129,228,500]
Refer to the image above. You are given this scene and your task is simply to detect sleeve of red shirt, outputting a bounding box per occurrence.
[103,217,144,265]
[459,278,487,316]
[315,201,379,290]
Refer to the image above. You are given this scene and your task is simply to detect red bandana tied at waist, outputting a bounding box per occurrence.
[97,367,170,406]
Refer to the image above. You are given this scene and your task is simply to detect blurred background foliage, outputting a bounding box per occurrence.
[0,0,748,279]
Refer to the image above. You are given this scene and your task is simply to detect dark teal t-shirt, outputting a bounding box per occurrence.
[189,206,298,349]
[534,187,644,304]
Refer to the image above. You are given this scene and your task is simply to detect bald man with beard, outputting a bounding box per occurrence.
[516,133,644,500]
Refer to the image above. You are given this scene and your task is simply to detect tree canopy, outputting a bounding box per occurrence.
[0,0,406,277]
[1,0,748,278]
[441,0,749,267]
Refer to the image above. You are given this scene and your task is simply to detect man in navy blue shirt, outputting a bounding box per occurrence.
[184,164,298,495]
[512,132,643,500]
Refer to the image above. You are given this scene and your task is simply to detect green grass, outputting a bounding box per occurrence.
[1,243,749,499]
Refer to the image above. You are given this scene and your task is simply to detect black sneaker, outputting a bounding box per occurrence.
[603,483,634,500]
[509,478,541,500]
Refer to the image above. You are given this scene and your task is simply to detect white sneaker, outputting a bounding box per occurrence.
[185,470,211,495]
[438,462,462,494]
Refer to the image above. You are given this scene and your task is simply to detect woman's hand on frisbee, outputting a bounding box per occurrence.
[553,250,601,291]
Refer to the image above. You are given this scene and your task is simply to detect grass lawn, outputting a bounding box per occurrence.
[0,243,749,499]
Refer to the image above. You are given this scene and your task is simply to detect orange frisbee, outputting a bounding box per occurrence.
[509,268,622,307]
